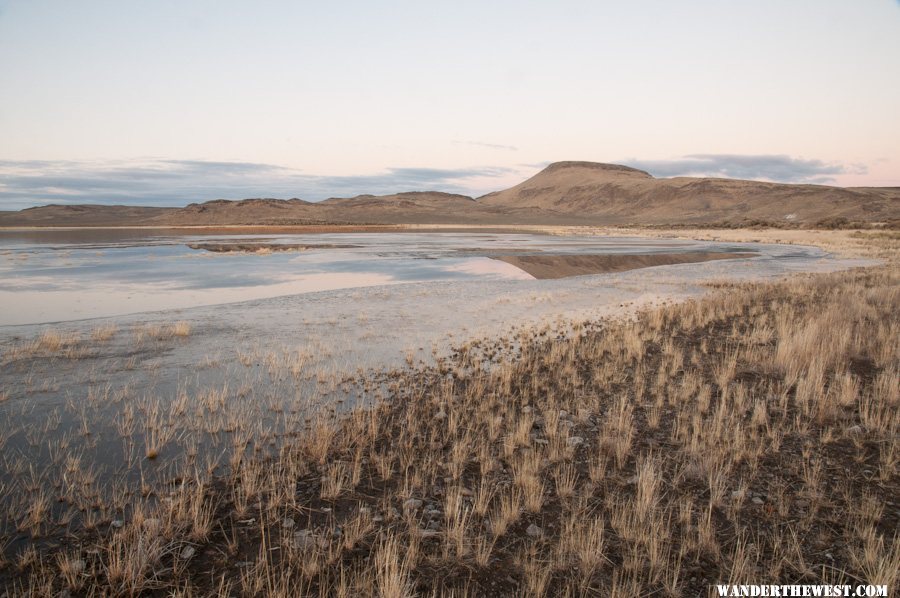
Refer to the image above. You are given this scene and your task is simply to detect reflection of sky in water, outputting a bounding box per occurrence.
[0,231,747,325]
[2,242,534,291]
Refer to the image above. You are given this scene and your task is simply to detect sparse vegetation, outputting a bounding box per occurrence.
[0,256,897,595]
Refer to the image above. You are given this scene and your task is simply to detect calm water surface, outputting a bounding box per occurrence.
[0,230,750,325]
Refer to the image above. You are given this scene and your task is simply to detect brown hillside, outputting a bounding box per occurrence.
[478,162,898,225]
[0,162,897,227]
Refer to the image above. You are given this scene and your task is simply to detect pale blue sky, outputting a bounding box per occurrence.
[1,0,898,208]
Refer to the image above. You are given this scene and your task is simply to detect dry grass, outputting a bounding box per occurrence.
[1,262,898,595]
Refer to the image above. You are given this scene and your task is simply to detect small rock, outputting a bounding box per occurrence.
[460,487,473,497]
[417,529,440,539]
[110,520,124,529]
[427,519,441,530]
[826,553,833,560]
[403,498,423,511]
[566,436,584,447]
[526,523,543,538]
[559,410,569,419]
[752,496,764,505]
[522,406,532,413]
[731,490,746,500]
[534,438,549,446]
[373,515,384,523]
[626,475,640,485]
[847,425,865,436]
[282,518,295,529]
[180,546,196,560]
[143,518,161,533]
[293,530,316,550]
[435,410,447,421]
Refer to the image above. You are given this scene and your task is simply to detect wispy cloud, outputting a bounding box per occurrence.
[452,140,519,152]
[0,159,518,209]
[621,154,865,184]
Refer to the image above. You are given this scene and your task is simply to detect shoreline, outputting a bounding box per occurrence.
[1,263,896,594]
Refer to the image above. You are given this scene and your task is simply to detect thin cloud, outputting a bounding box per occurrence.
[452,140,519,152]
[0,159,518,210]
[622,154,865,184]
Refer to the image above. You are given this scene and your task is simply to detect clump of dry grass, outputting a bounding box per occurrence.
[172,321,192,337]
[91,324,118,342]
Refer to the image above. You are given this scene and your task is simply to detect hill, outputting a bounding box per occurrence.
[478,161,898,225]
[0,161,897,227]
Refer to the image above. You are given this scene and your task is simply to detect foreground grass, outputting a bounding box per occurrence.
[3,266,898,597]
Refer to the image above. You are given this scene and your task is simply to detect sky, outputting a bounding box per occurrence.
[1,0,898,209]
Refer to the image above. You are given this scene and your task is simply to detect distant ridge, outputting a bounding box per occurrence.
[1,161,897,227]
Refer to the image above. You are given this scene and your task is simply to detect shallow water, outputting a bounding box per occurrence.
[0,230,753,325]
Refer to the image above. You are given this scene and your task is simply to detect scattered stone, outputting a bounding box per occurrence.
[403,498,423,511]
[143,518,161,533]
[417,529,440,539]
[427,519,441,530]
[180,546,196,561]
[847,425,865,436]
[110,520,124,529]
[752,496,764,505]
[626,475,640,485]
[460,487,473,497]
[293,530,316,550]
[373,515,384,523]
[566,436,584,447]
[435,410,447,421]
[526,523,543,538]
[282,517,295,529]
[731,490,746,500]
